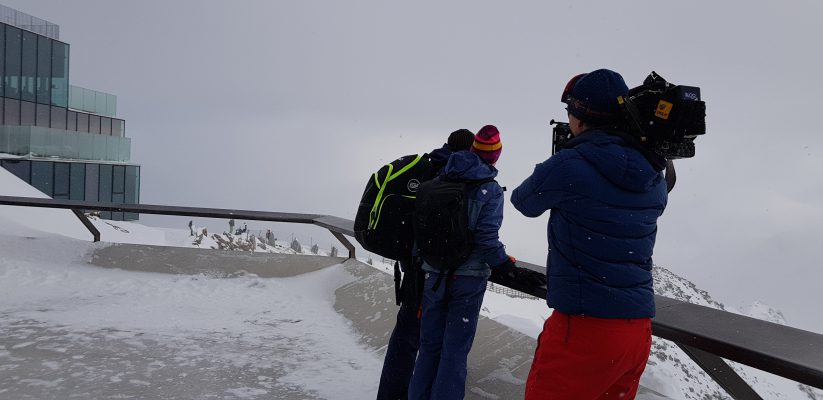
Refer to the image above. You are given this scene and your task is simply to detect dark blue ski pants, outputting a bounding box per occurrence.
[377,260,423,400]
[408,273,487,400]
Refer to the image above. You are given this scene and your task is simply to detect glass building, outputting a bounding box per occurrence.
[0,4,139,220]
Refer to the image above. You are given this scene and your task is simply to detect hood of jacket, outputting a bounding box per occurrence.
[442,151,498,182]
[428,145,452,172]
[565,130,661,193]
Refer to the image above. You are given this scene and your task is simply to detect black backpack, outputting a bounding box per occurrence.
[354,154,434,260]
[413,177,495,272]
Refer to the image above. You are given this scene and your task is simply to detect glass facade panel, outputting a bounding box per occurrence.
[3,98,17,124]
[107,94,116,117]
[36,35,51,104]
[20,31,36,102]
[89,114,100,134]
[1,159,30,182]
[0,26,5,96]
[99,163,112,219]
[70,162,85,200]
[4,26,22,99]
[112,118,123,136]
[31,160,53,196]
[100,116,111,135]
[20,100,34,125]
[84,163,98,201]
[95,93,106,116]
[112,164,125,220]
[76,112,89,133]
[82,89,94,111]
[53,162,70,199]
[50,41,68,107]
[50,106,66,130]
[66,110,77,131]
[36,103,50,126]
[124,165,139,220]
[0,96,3,123]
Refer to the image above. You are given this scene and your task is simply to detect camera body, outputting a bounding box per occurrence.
[550,119,573,155]
[551,72,706,159]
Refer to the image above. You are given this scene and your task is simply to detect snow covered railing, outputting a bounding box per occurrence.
[0,195,356,258]
[1,195,822,400]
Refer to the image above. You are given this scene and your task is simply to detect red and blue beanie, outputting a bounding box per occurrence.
[562,69,629,125]
[471,125,502,165]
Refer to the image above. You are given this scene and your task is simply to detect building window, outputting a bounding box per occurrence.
[101,116,112,135]
[50,41,68,107]
[20,100,35,126]
[0,25,5,97]
[50,106,66,130]
[31,160,53,197]
[70,162,85,200]
[99,163,112,219]
[36,35,51,104]
[84,163,99,202]
[3,98,19,124]
[4,26,22,99]
[124,165,139,220]
[20,31,37,102]
[112,119,124,137]
[89,114,101,134]
[36,103,50,126]
[66,110,77,131]
[77,112,89,133]
[53,162,70,199]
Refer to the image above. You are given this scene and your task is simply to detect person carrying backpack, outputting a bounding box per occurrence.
[375,129,476,400]
[408,125,515,400]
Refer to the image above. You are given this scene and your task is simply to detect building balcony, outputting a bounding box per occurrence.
[0,125,131,162]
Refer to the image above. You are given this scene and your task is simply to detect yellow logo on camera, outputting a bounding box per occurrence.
[655,100,673,120]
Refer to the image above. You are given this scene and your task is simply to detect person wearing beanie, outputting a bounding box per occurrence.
[408,124,525,400]
[470,125,503,165]
[512,69,668,400]
[376,128,474,400]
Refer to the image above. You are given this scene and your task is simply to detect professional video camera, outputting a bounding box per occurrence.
[552,72,706,159]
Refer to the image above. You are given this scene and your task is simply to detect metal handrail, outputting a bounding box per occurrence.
[1,195,821,399]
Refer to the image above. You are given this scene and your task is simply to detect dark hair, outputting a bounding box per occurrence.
[447,129,475,151]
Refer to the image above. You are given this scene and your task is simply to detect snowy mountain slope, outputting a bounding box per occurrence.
[652,266,822,400]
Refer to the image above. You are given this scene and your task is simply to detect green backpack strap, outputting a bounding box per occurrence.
[368,154,423,230]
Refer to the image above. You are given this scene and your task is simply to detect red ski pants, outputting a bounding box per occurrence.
[525,311,652,400]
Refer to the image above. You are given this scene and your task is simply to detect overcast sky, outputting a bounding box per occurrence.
[6,0,822,333]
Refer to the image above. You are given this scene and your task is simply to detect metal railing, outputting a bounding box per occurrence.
[1,195,821,399]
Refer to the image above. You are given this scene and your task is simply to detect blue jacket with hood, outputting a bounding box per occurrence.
[421,151,509,277]
[511,130,667,318]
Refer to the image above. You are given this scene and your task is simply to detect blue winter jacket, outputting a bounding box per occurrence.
[421,151,509,278]
[511,130,667,318]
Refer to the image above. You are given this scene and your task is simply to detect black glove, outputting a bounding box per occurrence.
[490,257,547,296]
[490,257,519,282]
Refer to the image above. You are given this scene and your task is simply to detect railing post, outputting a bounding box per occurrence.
[328,230,355,259]
[71,209,100,242]
[677,344,763,400]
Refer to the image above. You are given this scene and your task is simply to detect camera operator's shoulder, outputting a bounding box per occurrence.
[532,150,582,181]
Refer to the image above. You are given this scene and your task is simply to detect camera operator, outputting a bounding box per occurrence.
[511,69,669,400]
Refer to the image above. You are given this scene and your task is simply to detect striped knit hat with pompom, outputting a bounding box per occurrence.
[470,125,502,165]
